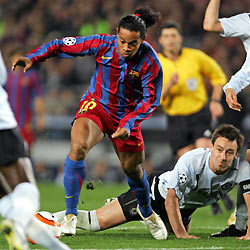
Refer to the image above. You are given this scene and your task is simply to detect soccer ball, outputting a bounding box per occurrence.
[28,211,62,244]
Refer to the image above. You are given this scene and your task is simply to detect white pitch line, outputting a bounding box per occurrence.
[70,247,250,250]
[106,226,224,230]
[24,247,250,250]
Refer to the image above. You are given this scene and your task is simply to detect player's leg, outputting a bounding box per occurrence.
[0,179,70,250]
[62,117,104,235]
[0,128,34,250]
[54,189,138,232]
[77,186,141,231]
[0,129,71,250]
[75,199,127,231]
[114,148,167,239]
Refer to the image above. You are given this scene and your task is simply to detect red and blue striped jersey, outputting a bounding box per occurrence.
[26,34,163,134]
[5,69,43,129]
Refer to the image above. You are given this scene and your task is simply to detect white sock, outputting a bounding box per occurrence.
[0,182,39,228]
[26,217,69,250]
[77,210,100,231]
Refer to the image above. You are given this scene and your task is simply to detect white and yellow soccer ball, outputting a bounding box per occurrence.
[28,211,62,244]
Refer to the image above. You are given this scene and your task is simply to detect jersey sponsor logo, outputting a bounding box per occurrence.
[243,184,250,191]
[239,179,250,193]
[186,78,197,91]
[78,99,97,114]
[179,173,187,184]
[129,70,140,80]
[63,37,76,46]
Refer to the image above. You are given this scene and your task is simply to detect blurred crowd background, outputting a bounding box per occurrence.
[1,0,250,183]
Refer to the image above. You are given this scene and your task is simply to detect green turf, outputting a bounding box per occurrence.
[0,181,249,250]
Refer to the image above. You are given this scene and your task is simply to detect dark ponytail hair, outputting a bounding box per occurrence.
[118,7,161,39]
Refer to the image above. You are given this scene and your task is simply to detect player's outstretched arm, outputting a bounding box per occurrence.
[237,193,250,240]
[165,189,200,239]
[203,0,224,33]
[12,56,32,73]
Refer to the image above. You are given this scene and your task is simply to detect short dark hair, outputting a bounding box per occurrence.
[158,21,183,37]
[118,7,160,39]
[211,124,244,152]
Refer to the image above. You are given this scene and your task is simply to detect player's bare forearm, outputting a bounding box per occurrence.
[165,189,199,239]
[203,0,223,33]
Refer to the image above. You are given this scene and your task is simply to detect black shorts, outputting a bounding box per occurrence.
[167,106,212,154]
[117,172,196,227]
[0,128,27,166]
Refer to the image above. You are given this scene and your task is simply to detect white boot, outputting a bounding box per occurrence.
[137,205,168,240]
[61,215,77,235]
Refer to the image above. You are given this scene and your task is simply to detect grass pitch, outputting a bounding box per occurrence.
[0,181,249,250]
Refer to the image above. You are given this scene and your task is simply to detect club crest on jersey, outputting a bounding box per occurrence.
[129,70,140,80]
[63,37,76,46]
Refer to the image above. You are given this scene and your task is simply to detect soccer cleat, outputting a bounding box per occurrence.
[61,215,77,235]
[136,205,167,240]
[210,224,246,237]
[0,219,29,250]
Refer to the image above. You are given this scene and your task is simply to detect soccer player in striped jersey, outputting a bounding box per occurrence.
[5,47,45,154]
[0,51,71,250]
[12,7,167,240]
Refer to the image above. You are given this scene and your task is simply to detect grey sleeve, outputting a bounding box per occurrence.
[219,13,250,38]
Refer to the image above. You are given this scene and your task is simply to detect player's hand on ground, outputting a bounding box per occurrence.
[177,234,200,239]
[12,57,32,73]
[225,88,242,111]
[237,235,250,240]
[111,127,129,140]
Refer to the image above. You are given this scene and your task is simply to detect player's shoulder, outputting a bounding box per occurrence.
[183,148,209,158]
[238,159,250,172]
[221,13,250,22]
[142,41,162,66]
[180,148,209,167]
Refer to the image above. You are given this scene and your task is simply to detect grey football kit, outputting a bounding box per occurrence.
[118,148,250,230]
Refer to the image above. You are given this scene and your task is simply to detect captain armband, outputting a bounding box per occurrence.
[239,179,250,194]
